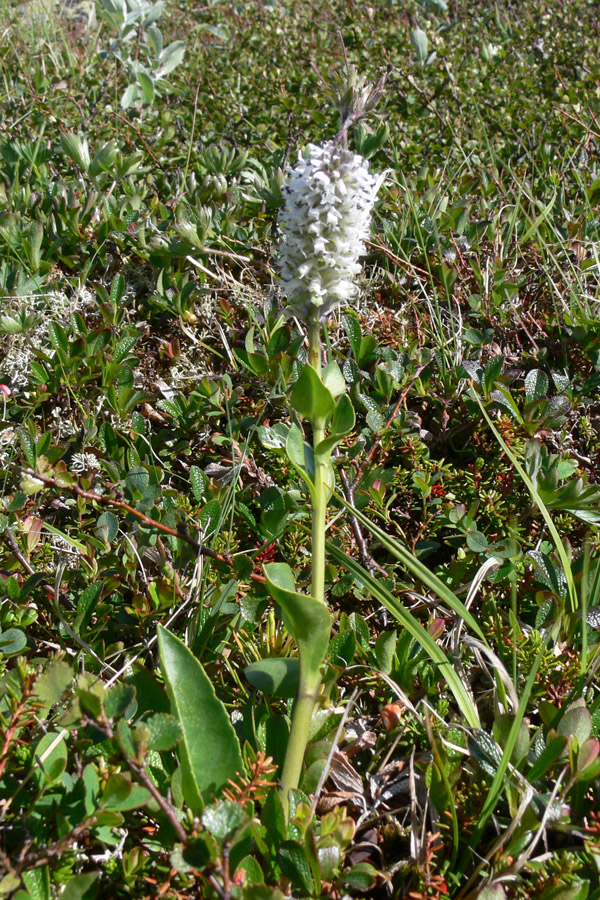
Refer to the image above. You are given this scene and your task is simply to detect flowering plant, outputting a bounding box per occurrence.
[257,135,384,815]
[278,141,384,324]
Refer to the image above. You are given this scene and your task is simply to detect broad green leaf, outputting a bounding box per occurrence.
[375,630,397,673]
[114,334,137,363]
[483,355,504,394]
[290,364,334,423]
[157,40,186,78]
[242,887,286,900]
[101,773,150,810]
[315,396,356,455]
[199,499,222,538]
[146,23,163,56]
[245,657,300,697]
[277,841,314,894]
[60,131,90,172]
[158,624,243,812]
[48,321,69,354]
[536,883,588,900]
[557,699,592,744]
[525,368,549,403]
[328,630,356,666]
[0,873,21,895]
[343,311,362,361]
[19,428,37,468]
[83,763,100,815]
[331,393,355,436]
[25,221,44,272]
[263,564,331,678]
[89,141,117,178]
[202,800,246,841]
[137,70,155,105]
[257,424,288,451]
[34,659,73,707]
[357,334,377,367]
[0,628,27,656]
[76,582,104,633]
[466,530,488,553]
[60,872,99,900]
[144,712,183,750]
[105,683,137,720]
[95,511,119,545]
[190,465,207,500]
[234,855,263,887]
[262,787,286,849]
[120,83,141,109]
[22,867,50,900]
[285,424,314,489]
[342,862,379,891]
[321,361,346,397]
[32,732,68,785]
[410,26,428,62]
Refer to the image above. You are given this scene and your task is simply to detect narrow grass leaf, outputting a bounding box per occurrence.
[335,494,489,644]
[327,542,481,728]
[472,391,578,614]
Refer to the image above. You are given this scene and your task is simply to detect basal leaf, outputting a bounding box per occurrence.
[263,564,330,678]
[158,625,243,812]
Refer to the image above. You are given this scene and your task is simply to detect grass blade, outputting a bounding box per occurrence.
[327,540,481,728]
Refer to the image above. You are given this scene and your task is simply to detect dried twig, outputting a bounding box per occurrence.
[18,467,266,584]
[85,716,188,845]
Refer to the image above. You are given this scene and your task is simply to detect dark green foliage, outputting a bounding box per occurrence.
[2,0,600,897]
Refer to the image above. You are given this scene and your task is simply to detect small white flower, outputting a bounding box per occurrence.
[278,141,384,322]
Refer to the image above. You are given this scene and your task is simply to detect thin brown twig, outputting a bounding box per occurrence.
[15,816,99,872]
[366,236,430,279]
[116,112,162,166]
[127,758,188,844]
[337,464,385,575]
[350,362,430,491]
[18,467,266,584]
[1,527,60,605]
[85,716,189,845]
[2,527,36,576]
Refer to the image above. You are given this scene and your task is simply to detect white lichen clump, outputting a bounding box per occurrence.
[278,141,383,323]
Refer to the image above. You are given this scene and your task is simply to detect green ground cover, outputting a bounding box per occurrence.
[2,0,600,896]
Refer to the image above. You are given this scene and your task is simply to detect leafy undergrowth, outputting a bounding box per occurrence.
[2,0,600,898]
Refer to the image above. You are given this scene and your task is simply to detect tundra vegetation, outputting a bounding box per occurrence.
[1,0,600,898]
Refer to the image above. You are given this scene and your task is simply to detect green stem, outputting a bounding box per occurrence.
[311,451,328,607]
[280,318,330,818]
[308,320,322,375]
[279,671,322,805]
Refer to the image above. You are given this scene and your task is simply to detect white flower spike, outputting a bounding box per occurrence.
[278,141,384,323]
